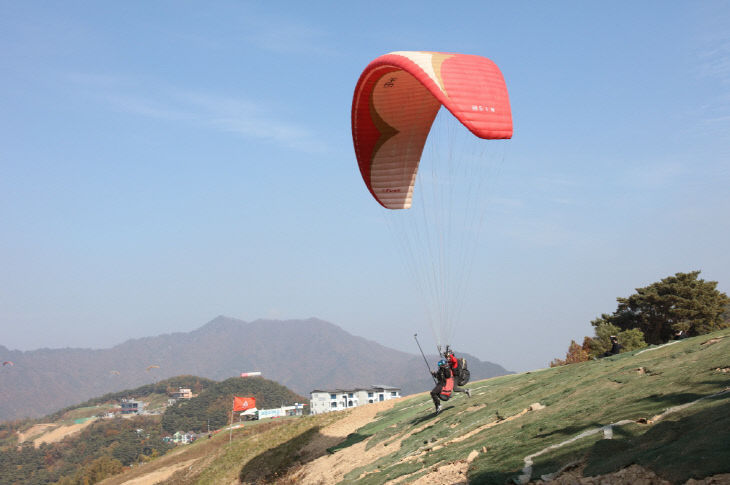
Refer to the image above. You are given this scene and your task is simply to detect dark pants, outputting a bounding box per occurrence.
[431,385,445,407]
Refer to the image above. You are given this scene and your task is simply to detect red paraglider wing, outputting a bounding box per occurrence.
[352,51,512,209]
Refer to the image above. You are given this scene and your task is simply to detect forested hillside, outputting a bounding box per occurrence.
[0,375,305,485]
[161,377,305,433]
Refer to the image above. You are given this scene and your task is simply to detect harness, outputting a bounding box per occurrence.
[439,376,454,401]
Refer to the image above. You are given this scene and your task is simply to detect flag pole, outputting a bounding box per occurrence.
[229,397,234,445]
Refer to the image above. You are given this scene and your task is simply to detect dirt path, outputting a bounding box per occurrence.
[285,398,400,484]
[118,459,197,485]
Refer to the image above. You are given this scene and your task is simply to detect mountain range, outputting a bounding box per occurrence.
[0,316,510,421]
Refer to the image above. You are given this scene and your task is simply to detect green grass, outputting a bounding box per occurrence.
[58,404,114,423]
[324,329,730,484]
[143,392,171,412]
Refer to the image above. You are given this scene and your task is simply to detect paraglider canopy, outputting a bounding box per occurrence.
[352,51,512,209]
[351,51,513,350]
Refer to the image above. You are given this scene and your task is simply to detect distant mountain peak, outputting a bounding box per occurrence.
[196,315,247,331]
[0,316,510,421]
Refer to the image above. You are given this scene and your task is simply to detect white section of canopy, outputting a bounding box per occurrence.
[389,51,445,94]
[370,70,440,209]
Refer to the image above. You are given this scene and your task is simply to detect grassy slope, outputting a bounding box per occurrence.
[99,329,730,485]
[98,413,344,485]
[331,328,730,484]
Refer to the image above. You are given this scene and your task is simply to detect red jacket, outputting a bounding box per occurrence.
[447,354,458,371]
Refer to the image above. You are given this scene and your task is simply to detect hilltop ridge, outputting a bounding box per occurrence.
[0,316,509,421]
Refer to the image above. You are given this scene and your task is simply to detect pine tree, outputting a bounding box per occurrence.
[596,271,729,344]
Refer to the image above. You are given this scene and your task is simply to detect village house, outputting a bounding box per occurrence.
[171,431,197,444]
[120,399,145,415]
[309,385,400,414]
[171,387,194,399]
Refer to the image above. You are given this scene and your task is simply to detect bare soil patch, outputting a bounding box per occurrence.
[450,403,544,446]
[34,419,96,447]
[298,399,398,462]
[408,460,470,485]
[701,336,726,346]
[18,420,97,448]
[387,448,481,485]
[285,399,403,484]
[17,423,56,443]
[534,464,670,484]
[685,474,730,484]
[118,459,197,485]
[534,464,730,485]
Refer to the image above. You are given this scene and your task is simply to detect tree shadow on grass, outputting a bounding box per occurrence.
[470,397,730,484]
[696,379,730,386]
[583,397,730,483]
[534,423,602,439]
[238,426,347,484]
[644,392,707,407]
[326,431,368,453]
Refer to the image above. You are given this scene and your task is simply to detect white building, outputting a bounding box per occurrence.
[309,385,400,415]
[240,403,307,421]
[120,399,145,415]
[171,387,193,399]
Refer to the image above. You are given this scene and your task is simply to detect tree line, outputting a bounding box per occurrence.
[551,271,730,366]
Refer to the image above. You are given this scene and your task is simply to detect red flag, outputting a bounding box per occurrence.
[233,396,256,412]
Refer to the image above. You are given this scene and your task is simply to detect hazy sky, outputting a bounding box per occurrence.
[2,2,729,372]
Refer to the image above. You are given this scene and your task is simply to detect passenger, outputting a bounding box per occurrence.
[430,359,471,415]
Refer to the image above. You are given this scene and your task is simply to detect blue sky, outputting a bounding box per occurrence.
[1,1,729,372]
